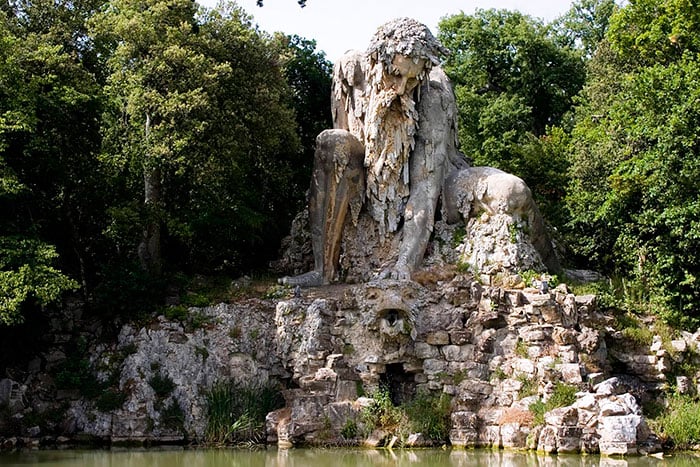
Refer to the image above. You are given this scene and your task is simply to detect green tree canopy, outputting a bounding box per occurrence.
[565,0,700,326]
[92,0,302,275]
[438,9,585,223]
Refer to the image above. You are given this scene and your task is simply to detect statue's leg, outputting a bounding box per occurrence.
[282,129,364,286]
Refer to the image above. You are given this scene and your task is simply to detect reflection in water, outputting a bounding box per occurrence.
[1,448,699,467]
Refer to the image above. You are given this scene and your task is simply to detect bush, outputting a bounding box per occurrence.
[528,382,578,426]
[95,388,127,412]
[360,388,451,444]
[161,399,186,433]
[404,391,452,441]
[655,395,700,449]
[360,387,407,438]
[204,379,284,445]
[149,372,175,398]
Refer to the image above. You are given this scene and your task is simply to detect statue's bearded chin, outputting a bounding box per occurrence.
[364,87,419,234]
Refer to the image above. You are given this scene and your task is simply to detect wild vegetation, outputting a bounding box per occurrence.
[360,387,452,446]
[0,0,330,328]
[204,379,284,445]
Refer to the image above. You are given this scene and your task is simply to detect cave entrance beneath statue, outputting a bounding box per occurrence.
[380,363,416,406]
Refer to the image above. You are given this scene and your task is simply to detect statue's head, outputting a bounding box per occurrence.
[366,18,447,96]
[361,19,448,234]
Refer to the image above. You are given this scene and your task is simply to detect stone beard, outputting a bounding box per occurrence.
[363,74,420,236]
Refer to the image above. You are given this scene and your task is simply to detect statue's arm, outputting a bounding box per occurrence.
[392,69,456,279]
[331,51,366,140]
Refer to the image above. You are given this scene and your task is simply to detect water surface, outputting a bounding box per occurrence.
[1,448,698,467]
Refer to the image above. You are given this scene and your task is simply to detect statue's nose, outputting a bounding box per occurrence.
[395,76,411,95]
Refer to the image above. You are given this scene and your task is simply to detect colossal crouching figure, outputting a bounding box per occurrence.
[281,18,560,286]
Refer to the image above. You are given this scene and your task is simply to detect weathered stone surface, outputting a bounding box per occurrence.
[426,331,450,346]
[2,259,668,455]
[538,425,558,453]
[598,415,644,456]
[449,411,478,447]
[544,407,579,427]
[500,422,529,449]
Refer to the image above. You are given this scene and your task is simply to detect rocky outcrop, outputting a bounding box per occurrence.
[263,278,669,455]
[4,276,699,455]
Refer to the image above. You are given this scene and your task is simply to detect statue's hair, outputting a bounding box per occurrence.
[366,18,448,72]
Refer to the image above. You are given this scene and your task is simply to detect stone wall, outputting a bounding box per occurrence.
[3,276,700,453]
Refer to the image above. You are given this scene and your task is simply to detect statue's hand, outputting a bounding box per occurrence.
[390,262,412,281]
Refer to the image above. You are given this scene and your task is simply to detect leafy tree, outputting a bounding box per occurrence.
[93,1,301,275]
[274,33,332,197]
[551,0,617,56]
[438,9,585,221]
[91,0,212,276]
[256,0,306,6]
[566,0,700,326]
[0,10,96,325]
[1,2,103,325]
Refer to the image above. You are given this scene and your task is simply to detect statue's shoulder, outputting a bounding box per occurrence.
[427,66,452,90]
[420,66,456,113]
[333,50,367,87]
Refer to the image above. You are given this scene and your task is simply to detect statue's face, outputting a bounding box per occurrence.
[383,54,426,96]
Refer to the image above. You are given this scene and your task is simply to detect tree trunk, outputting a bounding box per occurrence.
[138,165,162,276]
[137,113,162,276]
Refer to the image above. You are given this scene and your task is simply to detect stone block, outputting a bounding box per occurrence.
[557,426,582,453]
[597,415,643,456]
[501,422,529,449]
[335,380,358,401]
[671,339,687,353]
[442,344,475,362]
[422,358,446,375]
[512,358,536,376]
[558,363,583,384]
[449,411,478,447]
[426,331,450,346]
[537,425,557,453]
[477,424,501,448]
[544,406,579,427]
[449,330,471,345]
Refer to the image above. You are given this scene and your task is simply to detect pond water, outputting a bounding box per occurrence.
[0,448,698,467]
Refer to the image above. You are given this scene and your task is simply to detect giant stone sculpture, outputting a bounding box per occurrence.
[280,18,559,286]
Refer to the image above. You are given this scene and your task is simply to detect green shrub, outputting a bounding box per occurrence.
[655,395,700,449]
[149,372,175,398]
[517,374,538,398]
[53,338,103,399]
[614,311,654,348]
[204,379,284,445]
[514,339,529,358]
[95,388,127,412]
[340,418,358,439]
[161,399,186,433]
[360,387,407,438]
[360,388,451,444]
[528,382,578,426]
[548,382,577,408]
[404,391,452,441]
[529,399,546,426]
[164,305,189,322]
[182,292,210,307]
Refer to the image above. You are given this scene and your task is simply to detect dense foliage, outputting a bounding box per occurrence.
[2,0,700,329]
[565,0,700,327]
[1,0,330,324]
[438,8,585,221]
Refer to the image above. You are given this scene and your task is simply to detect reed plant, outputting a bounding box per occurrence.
[204,379,284,445]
